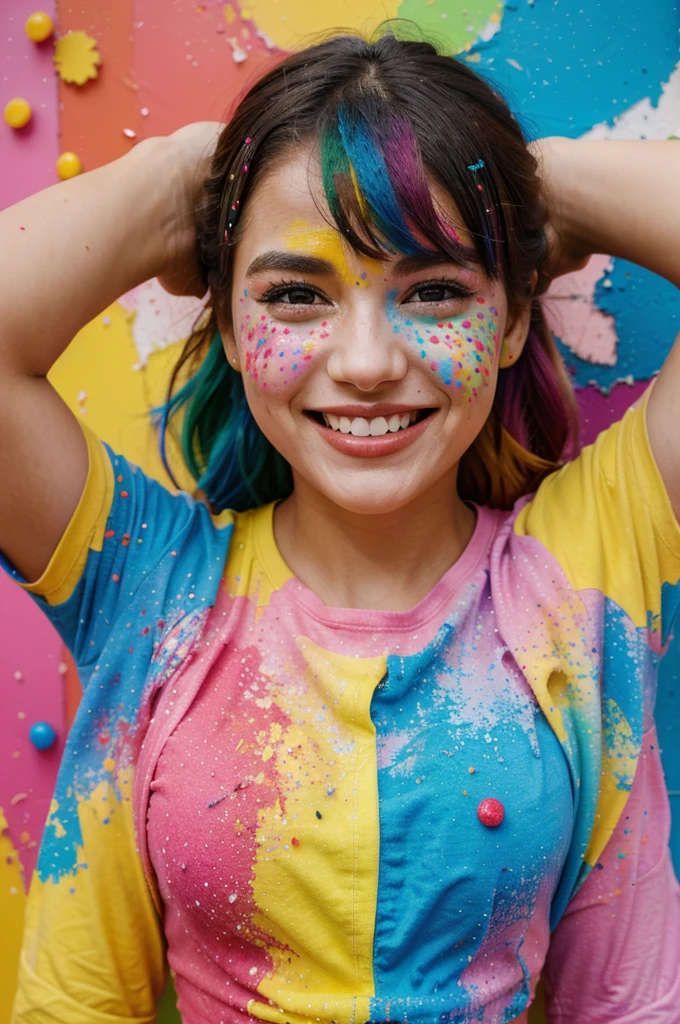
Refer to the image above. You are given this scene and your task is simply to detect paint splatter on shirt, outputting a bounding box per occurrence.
[2,393,680,1023]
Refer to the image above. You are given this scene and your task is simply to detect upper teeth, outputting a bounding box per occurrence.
[321,411,419,436]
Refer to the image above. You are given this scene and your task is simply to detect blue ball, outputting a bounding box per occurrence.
[29,721,57,750]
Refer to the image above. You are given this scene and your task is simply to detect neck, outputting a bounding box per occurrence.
[273,471,476,612]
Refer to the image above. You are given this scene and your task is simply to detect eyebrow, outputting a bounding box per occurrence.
[244,250,479,279]
[245,252,336,278]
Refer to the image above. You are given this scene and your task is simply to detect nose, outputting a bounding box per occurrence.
[326,309,408,392]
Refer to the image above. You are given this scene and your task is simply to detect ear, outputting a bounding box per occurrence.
[217,319,242,374]
[498,271,537,369]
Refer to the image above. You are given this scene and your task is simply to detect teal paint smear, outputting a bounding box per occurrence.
[470,0,678,138]
[369,617,570,1020]
[589,262,680,387]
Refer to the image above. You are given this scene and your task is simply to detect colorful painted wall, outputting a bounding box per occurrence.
[1,2,679,1022]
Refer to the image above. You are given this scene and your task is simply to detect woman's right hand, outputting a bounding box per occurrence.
[156,121,224,298]
[0,120,222,585]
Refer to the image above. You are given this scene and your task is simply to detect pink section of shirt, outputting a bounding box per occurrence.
[543,725,680,1022]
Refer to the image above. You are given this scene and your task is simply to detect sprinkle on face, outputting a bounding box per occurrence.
[239,284,500,400]
[238,299,330,391]
[386,289,500,402]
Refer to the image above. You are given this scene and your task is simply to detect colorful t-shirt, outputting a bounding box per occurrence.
[3,394,680,1024]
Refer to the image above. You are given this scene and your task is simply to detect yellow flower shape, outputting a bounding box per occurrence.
[53,30,101,86]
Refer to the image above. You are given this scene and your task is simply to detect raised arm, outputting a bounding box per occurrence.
[533,138,680,515]
[0,124,217,583]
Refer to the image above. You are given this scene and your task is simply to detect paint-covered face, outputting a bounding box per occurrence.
[385,290,501,403]
[237,276,500,404]
[221,146,529,517]
[236,219,381,393]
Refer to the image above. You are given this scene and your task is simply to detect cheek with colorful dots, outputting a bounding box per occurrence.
[236,294,330,392]
[387,293,501,402]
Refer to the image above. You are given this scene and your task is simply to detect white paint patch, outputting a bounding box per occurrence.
[119,279,206,367]
[582,59,680,141]
[255,29,276,50]
[477,14,502,43]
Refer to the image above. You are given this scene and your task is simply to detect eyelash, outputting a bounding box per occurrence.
[258,279,327,305]
[256,277,476,308]
[404,277,476,304]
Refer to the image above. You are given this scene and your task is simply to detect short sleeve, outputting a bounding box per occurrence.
[504,391,680,928]
[514,388,680,646]
[541,724,680,1022]
[0,420,233,677]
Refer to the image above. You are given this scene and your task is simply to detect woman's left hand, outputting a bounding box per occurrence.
[530,134,680,521]
[529,136,593,287]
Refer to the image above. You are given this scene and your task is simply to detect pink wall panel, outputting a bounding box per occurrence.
[0,0,59,205]
[56,0,138,168]
[0,581,65,881]
[0,0,65,879]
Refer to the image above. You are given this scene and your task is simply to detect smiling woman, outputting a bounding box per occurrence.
[156,33,577,516]
[1,25,680,1024]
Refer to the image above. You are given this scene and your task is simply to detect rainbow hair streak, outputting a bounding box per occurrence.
[319,102,486,270]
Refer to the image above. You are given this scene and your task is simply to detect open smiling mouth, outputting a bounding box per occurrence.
[306,409,435,437]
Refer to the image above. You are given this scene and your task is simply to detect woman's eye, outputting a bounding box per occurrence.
[406,283,473,304]
[277,287,318,305]
[260,283,327,306]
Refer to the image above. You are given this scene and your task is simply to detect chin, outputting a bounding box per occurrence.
[331,492,412,516]
[306,468,439,517]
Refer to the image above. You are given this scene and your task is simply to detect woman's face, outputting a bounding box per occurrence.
[220,148,530,516]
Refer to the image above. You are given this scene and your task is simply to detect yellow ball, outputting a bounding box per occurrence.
[56,151,83,180]
[25,11,54,43]
[4,98,32,129]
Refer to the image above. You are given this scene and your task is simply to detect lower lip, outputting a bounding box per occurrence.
[307,414,433,457]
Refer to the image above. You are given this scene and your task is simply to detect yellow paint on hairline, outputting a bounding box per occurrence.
[282,219,381,288]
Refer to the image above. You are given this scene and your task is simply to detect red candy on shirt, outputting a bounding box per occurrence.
[477,798,505,828]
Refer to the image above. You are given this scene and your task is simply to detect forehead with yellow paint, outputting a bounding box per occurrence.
[282,219,380,289]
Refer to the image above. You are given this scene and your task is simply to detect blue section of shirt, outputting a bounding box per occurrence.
[368,607,572,1020]
[4,445,233,882]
